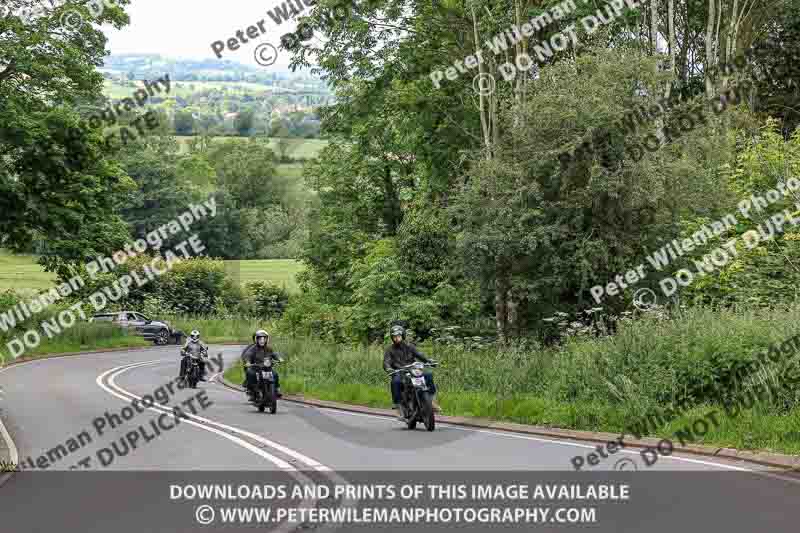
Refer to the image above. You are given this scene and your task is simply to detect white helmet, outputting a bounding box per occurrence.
[190,330,200,342]
[253,329,270,345]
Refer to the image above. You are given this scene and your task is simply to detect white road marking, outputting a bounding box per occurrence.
[104,361,332,472]
[293,401,758,472]
[0,364,20,467]
[101,359,357,533]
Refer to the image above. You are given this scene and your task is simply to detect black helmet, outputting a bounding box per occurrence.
[390,325,405,338]
[253,329,270,344]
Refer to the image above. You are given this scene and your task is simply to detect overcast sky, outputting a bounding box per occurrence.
[104,0,315,71]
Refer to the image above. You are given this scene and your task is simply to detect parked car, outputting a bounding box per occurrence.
[89,311,182,345]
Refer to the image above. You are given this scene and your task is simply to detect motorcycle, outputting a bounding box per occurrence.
[247,360,280,414]
[180,347,207,389]
[184,357,202,389]
[389,361,438,431]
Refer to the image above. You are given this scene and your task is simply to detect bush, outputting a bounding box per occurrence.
[63,255,243,316]
[246,281,290,318]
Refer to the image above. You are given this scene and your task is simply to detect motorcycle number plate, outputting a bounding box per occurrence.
[410,377,425,386]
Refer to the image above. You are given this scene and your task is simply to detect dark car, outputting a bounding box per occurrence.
[90,311,182,345]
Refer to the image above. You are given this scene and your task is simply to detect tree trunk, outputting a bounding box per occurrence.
[472,6,494,159]
[705,0,718,99]
[668,0,677,90]
[381,163,401,235]
[650,0,659,55]
[495,259,510,344]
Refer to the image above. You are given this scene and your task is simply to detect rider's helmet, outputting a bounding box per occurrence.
[189,330,200,342]
[253,329,270,347]
[390,325,405,343]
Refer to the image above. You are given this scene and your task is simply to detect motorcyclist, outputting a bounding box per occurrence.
[383,324,440,416]
[178,330,209,381]
[241,329,283,400]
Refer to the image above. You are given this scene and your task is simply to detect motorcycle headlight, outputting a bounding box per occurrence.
[411,368,423,377]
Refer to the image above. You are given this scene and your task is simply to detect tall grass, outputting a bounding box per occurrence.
[0,322,148,362]
[167,316,280,343]
[224,305,800,454]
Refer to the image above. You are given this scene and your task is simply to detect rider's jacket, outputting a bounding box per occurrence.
[383,342,430,373]
[182,340,207,358]
[240,344,281,367]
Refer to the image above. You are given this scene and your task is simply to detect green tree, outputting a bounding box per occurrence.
[235,109,255,136]
[174,109,196,135]
[0,0,134,279]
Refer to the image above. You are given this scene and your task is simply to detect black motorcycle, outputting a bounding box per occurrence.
[389,361,438,431]
[248,360,279,414]
[180,350,206,389]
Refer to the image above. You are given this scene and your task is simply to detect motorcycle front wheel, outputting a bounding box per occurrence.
[421,392,435,431]
[403,402,417,430]
[267,383,277,414]
[257,384,268,412]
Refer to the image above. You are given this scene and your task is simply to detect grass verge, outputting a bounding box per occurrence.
[225,359,800,456]
[223,304,800,457]
[1,323,149,364]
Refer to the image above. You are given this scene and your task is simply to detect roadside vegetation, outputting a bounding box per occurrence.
[225,305,800,455]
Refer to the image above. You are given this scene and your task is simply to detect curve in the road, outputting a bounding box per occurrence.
[99,359,358,533]
[216,373,759,472]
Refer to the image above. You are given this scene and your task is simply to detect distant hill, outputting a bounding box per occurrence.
[100,54,326,89]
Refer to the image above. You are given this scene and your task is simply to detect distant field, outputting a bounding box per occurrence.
[276,163,304,180]
[0,250,302,294]
[0,251,57,292]
[103,80,310,98]
[175,136,328,159]
[225,259,303,293]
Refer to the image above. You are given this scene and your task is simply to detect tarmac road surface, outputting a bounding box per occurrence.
[1,347,798,533]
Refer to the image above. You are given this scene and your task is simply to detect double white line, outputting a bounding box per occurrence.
[98,360,357,532]
[99,360,329,471]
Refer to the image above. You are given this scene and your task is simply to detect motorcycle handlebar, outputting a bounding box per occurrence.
[387,361,438,376]
[245,361,280,368]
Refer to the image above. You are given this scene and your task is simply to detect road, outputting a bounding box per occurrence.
[1,346,798,532]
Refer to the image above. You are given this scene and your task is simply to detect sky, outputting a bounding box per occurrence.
[104,0,316,71]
